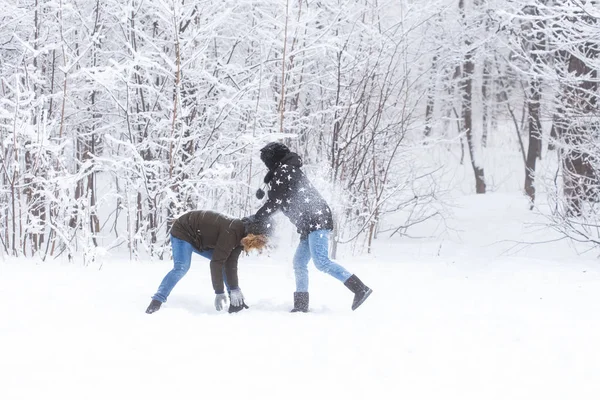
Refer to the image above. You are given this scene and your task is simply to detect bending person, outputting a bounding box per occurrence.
[146,210,269,314]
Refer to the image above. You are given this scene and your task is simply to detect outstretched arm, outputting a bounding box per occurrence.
[255,166,292,220]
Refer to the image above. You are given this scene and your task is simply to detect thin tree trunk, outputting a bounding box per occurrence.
[561,46,598,215]
[279,0,290,133]
[524,78,542,207]
[506,103,527,166]
[460,0,486,194]
[462,53,486,194]
[481,58,491,147]
[423,54,437,137]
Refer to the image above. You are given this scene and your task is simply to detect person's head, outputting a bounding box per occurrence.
[240,216,274,253]
[241,233,269,254]
[260,142,290,170]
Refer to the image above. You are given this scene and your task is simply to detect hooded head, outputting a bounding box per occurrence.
[241,215,273,236]
[260,142,290,170]
[240,215,273,254]
[256,142,302,199]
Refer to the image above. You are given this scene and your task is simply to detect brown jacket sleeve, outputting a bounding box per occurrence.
[223,246,243,291]
[209,230,239,294]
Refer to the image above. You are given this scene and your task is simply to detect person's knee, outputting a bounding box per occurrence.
[293,251,310,268]
[172,261,190,275]
[293,257,308,271]
[313,256,333,273]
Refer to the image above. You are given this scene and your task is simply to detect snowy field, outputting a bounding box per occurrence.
[2,192,600,400]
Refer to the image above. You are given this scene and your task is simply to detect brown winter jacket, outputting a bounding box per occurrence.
[171,210,246,294]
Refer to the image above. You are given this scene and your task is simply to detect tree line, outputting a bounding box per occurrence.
[1,0,598,261]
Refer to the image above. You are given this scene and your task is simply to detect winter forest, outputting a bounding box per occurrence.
[1,0,599,262]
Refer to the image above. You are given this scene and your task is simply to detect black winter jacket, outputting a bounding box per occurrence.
[171,210,245,294]
[255,153,334,239]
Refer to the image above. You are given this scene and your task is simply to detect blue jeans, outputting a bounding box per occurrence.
[293,230,352,292]
[152,236,229,303]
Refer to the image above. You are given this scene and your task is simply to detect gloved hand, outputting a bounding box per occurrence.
[214,293,228,311]
[229,288,245,307]
[228,302,249,314]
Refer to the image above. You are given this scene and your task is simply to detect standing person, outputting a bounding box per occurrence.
[146,211,269,314]
[253,142,372,312]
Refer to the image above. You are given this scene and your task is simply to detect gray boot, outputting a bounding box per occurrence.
[291,292,309,313]
[145,299,162,314]
[344,275,373,310]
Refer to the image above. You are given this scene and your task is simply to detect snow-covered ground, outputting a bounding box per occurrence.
[2,192,600,400]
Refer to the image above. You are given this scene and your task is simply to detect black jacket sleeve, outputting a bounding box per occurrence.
[209,231,239,294]
[255,166,296,221]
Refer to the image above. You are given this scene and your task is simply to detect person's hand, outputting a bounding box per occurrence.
[229,288,245,307]
[214,293,228,311]
[228,302,249,313]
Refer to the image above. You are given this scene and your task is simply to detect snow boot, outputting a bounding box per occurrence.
[145,299,162,314]
[344,275,373,311]
[291,292,309,313]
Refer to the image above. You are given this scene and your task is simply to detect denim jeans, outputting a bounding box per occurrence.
[292,230,352,292]
[152,235,229,303]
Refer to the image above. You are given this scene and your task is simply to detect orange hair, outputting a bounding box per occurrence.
[241,234,269,254]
